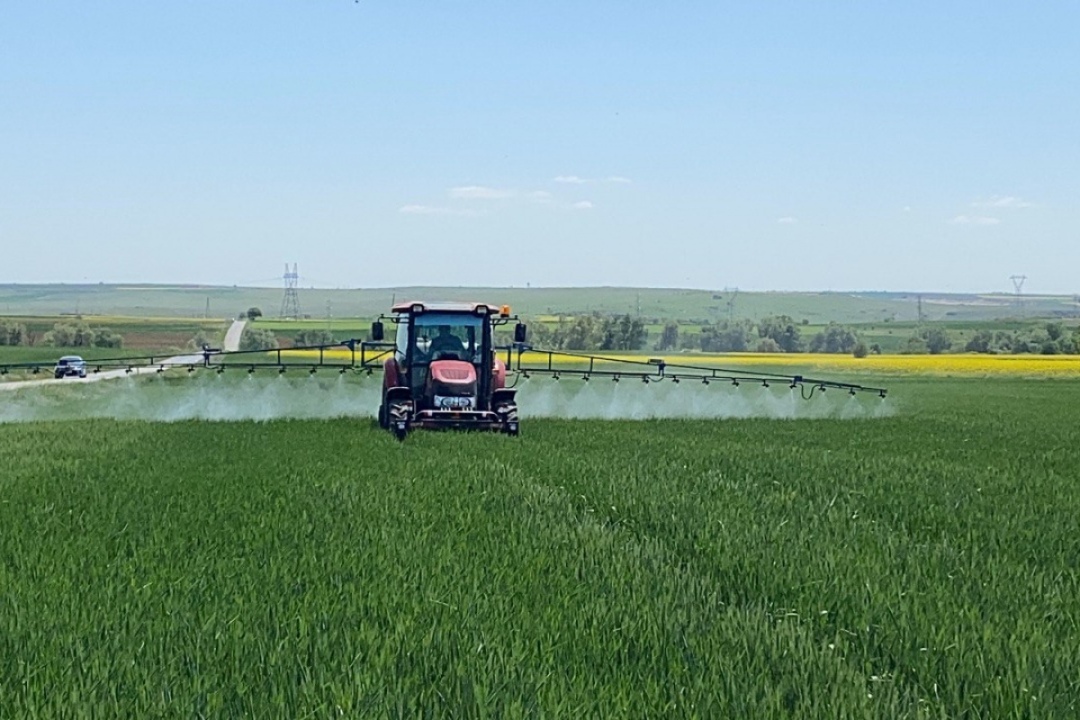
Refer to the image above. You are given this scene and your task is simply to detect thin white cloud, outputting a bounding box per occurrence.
[553,175,632,185]
[527,190,553,203]
[950,214,1000,226]
[448,185,516,200]
[903,206,912,213]
[776,216,797,224]
[572,200,594,210]
[399,205,483,217]
[972,195,1034,209]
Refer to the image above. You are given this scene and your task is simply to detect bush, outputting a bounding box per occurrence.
[246,307,263,321]
[42,322,115,348]
[239,327,278,351]
[965,330,994,353]
[700,321,753,352]
[852,341,869,358]
[294,329,335,348]
[809,323,859,354]
[656,322,679,351]
[188,330,216,351]
[757,315,803,352]
[756,338,782,353]
[921,327,953,355]
[93,328,123,349]
[0,321,27,346]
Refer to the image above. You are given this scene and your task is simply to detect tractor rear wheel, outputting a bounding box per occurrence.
[377,403,388,429]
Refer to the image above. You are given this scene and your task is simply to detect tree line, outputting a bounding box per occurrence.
[526,315,1080,356]
[0,321,123,348]
[526,314,868,354]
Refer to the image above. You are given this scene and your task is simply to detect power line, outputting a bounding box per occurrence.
[724,287,739,323]
[1010,275,1026,314]
[280,263,302,320]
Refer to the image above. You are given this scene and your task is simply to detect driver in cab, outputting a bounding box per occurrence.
[427,325,466,359]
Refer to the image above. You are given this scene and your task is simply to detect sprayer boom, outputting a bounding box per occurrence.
[509,348,887,398]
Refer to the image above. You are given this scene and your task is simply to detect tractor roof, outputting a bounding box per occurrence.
[390,300,505,315]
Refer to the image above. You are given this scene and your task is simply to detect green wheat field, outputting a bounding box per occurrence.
[1,377,1078,717]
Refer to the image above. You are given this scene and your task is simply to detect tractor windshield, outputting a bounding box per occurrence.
[413,313,483,364]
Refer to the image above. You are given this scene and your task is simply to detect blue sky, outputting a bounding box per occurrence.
[2,1,1077,293]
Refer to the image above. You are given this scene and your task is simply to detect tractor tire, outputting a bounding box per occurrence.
[377,404,388,429]
[393,423,408,441]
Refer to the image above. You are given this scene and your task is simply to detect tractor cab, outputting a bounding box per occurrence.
[372,301,526,438]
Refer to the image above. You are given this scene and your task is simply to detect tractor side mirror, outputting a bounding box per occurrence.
[514,323,527,344]
[371,321,384,341]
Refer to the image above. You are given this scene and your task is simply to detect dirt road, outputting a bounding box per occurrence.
[223,320,246,352]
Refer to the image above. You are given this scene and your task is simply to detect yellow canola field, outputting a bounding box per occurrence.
[554,353,1080,376]
[282,349,1080,376]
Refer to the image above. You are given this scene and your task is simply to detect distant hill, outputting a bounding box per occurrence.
[1,284,1077,324]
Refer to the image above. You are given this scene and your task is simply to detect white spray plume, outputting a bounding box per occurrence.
[0,373,894,424]
[515,377,894,420]
[0,373,381,424]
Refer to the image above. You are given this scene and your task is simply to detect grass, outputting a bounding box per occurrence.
[0,376,1078,716]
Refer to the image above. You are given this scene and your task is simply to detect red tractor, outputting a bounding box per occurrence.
[371,301,526,439]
